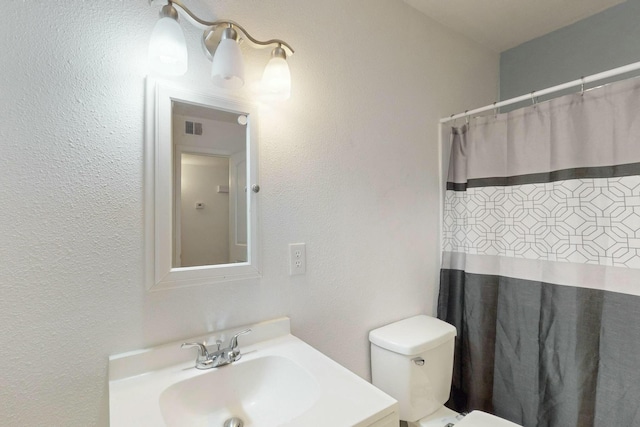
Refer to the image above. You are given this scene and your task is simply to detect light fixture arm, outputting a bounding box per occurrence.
[167,0,295,56]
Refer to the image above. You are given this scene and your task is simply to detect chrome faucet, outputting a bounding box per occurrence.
[182,328,252,369]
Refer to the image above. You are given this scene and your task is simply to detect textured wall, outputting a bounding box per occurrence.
[501,0,640,103]
[0,1,497,425]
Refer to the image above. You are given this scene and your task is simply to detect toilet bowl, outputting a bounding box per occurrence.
[410,409,520,427]
[410,405,461,426]
[369,315,522,427]
[454,411,521,427]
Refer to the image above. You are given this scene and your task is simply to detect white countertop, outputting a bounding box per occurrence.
[109,318,398,427]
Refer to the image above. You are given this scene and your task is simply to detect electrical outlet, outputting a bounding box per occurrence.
[289,243,306,275]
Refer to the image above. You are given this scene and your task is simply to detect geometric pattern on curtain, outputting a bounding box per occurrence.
[439,77,640,427]
[444,172,640,268]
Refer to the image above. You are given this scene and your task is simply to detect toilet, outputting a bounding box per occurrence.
[369,315,521,427]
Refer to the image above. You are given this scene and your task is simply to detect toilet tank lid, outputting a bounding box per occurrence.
[369,315,457,355]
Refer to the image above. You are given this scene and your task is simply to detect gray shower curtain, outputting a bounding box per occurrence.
[438,77,640,427]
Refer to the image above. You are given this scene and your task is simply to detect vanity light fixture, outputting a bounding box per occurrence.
[211,25,245,89]
[148,4,188,76]
[148,0,295,100]
[261,46,291,101]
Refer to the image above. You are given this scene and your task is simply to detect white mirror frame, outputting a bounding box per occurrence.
[145,78,261,290]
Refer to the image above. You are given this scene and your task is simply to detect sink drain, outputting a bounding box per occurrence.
[223,417,244,427]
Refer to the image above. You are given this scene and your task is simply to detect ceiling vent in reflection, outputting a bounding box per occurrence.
[185,120,203,136]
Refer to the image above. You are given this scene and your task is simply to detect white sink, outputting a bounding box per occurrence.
[159,355,321,427]
[109,318,398,427]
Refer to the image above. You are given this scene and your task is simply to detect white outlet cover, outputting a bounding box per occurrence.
[289,243,306,276]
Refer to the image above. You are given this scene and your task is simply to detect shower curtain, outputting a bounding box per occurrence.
[438,77,640,427]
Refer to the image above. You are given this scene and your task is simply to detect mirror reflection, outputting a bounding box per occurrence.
[171,101,247,268]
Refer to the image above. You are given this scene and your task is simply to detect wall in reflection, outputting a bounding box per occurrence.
[180,153,230,267]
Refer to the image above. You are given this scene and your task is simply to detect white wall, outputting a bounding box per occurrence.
[0,1,498,425]
[180,158,230,267]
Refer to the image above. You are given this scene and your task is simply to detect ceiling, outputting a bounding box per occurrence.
[172,101,242,124]
[403,0,626,52]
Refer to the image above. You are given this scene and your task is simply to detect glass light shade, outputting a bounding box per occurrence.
[148,17,188,76]
[211,38,245,89]
[261,56,291,101]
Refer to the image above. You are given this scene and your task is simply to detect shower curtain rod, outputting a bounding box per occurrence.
[440,60,640,123]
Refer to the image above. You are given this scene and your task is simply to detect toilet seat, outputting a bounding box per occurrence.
[455,411,521,427]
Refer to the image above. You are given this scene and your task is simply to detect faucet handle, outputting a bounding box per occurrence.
[181,342,209,359]
[227,328,252,350]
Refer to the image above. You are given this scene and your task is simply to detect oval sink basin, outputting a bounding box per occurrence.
[159,355,321,427]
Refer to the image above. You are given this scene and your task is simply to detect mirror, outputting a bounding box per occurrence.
[145,79,260,290]
[172,102,247,267]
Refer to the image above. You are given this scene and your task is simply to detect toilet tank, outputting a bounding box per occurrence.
[369,315,457,422]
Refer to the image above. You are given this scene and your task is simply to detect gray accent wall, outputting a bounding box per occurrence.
[500,0,640,105]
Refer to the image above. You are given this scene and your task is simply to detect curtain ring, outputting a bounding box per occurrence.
[530,91,537,106]
[493,101,498,117]
[580,76,585,96]
[465,110,469,126]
